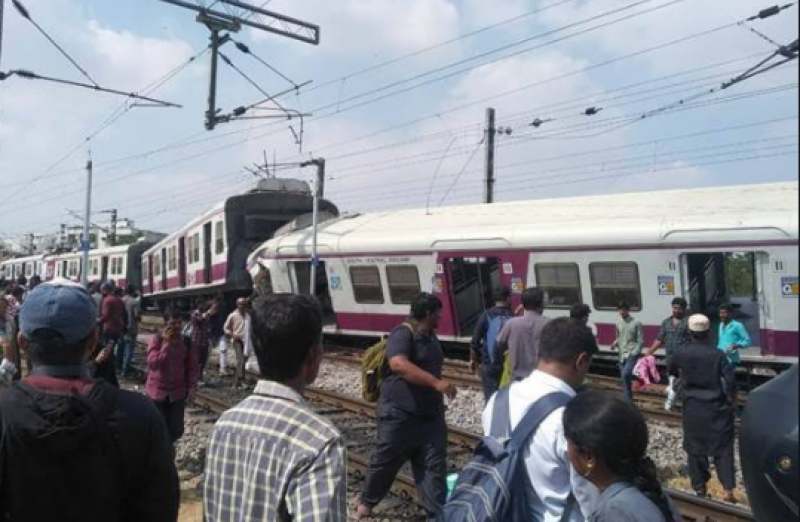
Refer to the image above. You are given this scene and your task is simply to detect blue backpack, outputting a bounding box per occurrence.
[486,314,511,365]
[437,388,576,522]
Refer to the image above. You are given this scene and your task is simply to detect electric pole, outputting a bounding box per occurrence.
[302,158,326,296]
[484,108,497,204]
[0,0,6,69]
[81,154,93,287]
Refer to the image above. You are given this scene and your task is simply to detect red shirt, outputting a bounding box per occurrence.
[100,295,126,338]
[145,333,199,403]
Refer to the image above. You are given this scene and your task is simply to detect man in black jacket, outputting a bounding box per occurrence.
[0,279,179,522]
[668,313,738,504]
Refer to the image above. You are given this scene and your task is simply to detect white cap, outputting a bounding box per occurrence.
[688,314,711,333]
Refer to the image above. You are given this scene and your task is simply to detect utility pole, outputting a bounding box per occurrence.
[484,108,497,204]
[0,0,6,70]
[302,158,326,296]
[81,153,93,287]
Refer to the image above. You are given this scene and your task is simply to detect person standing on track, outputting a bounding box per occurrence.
[647,297,692,411]
[571,303,598,338]
[204,294,347,522]
[718,304,752,368]
[119,284,141,378]
[668,314,738,504]
[224,298,252,389]
[495,288,549,383]
[483,317,601,522]
[0,279,179,522]
[612,302,645,402]
[191,300,217,383]
[470,287,514,402]
[146,309,200,446]
[358,293,457,519]
[95,282,125,387]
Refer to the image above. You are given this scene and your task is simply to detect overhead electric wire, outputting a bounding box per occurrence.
[10,0,98,87]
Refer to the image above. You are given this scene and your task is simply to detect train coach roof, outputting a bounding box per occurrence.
[255,182,799,256]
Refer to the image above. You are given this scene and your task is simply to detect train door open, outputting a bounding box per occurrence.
[446,257,503,337]
[681,251,765,350]
[178,238,187,288]
[60,261,68,279]
[290,261,335,325]
[203,223,213,284]
[147,255,155,294]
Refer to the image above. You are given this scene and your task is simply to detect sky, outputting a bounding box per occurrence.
[0,0,798,243]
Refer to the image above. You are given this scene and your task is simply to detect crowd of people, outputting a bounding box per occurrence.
[0,274,761,521]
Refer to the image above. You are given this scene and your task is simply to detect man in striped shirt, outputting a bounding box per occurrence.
[204,294,347,522]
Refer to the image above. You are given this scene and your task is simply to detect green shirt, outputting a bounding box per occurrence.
[615,317,644,362]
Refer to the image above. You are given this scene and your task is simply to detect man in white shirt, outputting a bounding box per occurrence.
[483,317,600,522]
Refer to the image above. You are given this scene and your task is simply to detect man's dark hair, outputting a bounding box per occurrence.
[672,297,689,309]
[539,317,599,365]
[251,294,323,382]
[126,284,137,296]
[521,288,546,311]
[410,293,443,321]
[494,287,512,304]
[26,328,93,367]
[570,304,592,321]
[11,287,24,300]
[618,301,632,312]
[719,303,734,313]
[29,275,42,287]
[692,330,711,341]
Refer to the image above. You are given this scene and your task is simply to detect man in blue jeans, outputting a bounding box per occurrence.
[469,288,514,402]
[612,301,645,401]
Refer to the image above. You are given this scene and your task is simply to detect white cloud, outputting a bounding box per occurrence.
[87,21,201,91]
[250,0,460,57]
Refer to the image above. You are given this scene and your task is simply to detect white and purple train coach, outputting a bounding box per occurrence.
[249,182,800,363]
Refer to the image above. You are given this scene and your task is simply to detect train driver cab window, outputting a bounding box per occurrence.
[387,266,421,305]
[350,266,385,304]
[215,221,225,255]
[536,263,583,309]
[590,262,642,311]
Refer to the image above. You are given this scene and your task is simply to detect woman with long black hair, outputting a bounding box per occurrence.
[564,390,682,522]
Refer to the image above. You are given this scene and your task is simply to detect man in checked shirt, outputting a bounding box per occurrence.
[204,294,347,522]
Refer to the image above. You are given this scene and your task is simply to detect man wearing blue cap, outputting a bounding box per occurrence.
[0,279,179,522]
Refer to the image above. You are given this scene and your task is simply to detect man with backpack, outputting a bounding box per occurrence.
[470,288,515,402]
[466,317,600,522]
[146,309,200,445]
[358,293,457,519]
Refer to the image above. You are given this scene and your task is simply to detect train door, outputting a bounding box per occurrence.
[60,261,68,279]
[290,261,335,324]
[445,257,503,338]
[101,257,110,283]
[681,251,765,351]
[161,249,168,290]
[178,238,187,288]
[147,255,155,294]
[203,223,213,284]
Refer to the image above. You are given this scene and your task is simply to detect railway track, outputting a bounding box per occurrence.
[195,381,754,522]
[325,352,691,427]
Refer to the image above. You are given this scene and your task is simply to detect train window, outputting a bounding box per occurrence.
[168,247,177,272]
[350,266,385,304]
[215,221,225,255]
[536,263,583,309]
[153,254,162,277]
[142,259,149,281]
[387,266,421,305]
[254,268,274,297]
[189,233,201,264]
[25,264,33,277]
[590,262,642,311]
[68,261,79,278]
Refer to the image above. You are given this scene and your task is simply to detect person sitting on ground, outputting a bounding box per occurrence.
[0,279,179,522]
[204,294,347,522]
[564,390,683,522]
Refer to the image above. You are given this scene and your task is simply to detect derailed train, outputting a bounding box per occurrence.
[247,182,800,362]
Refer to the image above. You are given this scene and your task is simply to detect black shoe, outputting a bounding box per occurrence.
[695,490,709,499]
